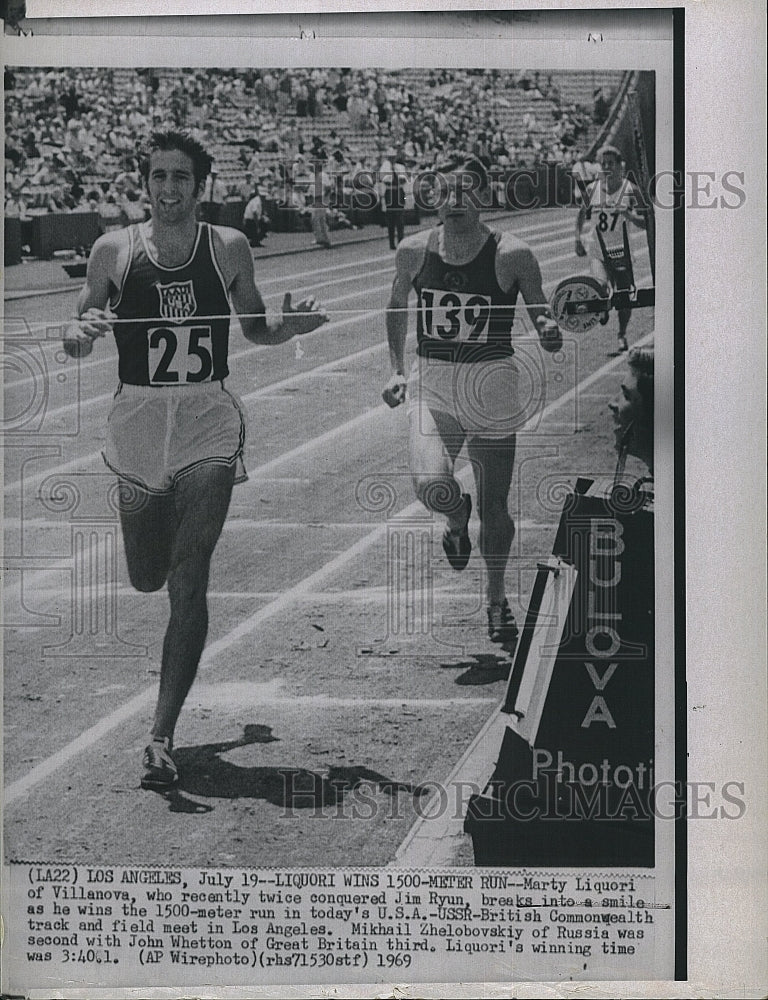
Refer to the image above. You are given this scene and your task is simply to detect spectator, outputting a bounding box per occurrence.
[379,148,408,250]
[309,168,332,249]
[199,167,227,224]
[243,185,267,247]
[122,188,148,223]
[98,193,124,232]
[236,171,255,201]
[5,189,31,219]
[593,87,610,125]
[610,347,654,476]
[310,134,327,161]
[295,80,309,118]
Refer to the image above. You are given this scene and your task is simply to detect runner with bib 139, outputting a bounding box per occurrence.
[382,157,562,644]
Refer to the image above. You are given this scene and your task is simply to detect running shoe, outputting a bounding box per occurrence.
[141,737,178,790]
[487,599,519,645]
[617,335,629,352]
[442,494,472,571]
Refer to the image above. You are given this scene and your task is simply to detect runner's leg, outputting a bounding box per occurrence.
[590,257,611,296]
[409,402,468,530]
[150,462,236,741]
[465,434,516,606]
[117,482,175,592]
[591,257,628,348]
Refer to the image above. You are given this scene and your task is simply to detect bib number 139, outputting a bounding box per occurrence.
[148,325,213,384]
[419,289,491,342]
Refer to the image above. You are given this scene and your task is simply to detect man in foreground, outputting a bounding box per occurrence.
[64,130,327,790]
[382,157,562,644]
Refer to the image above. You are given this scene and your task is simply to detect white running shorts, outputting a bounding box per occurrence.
[104,380,247,493]
[406,354,542,438]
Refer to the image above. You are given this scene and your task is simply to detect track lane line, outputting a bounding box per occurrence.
[3,237,626,493]
[3,254,656,504]
[3,214,574,388]
[5,329,653,806]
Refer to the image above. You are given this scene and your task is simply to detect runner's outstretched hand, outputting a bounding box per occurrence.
[281,292,328,336]
[382,373,407,408]
[63,308,113,358]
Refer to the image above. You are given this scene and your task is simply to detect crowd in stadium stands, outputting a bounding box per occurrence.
[4,65,616,243]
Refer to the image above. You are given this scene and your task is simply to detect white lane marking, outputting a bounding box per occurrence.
[3,516,556,532]
[193,694,498,709]
[2,235,617,471]
[6,586,470,601]
[3,215,573,388]
[5,328,653,805]
[1,302,386,438]
[2,403,391,602]
[4,250,652,506]
[2,309,381,493]
[391,707,509,867]
[389,340,656,866]
[4,254,652,512]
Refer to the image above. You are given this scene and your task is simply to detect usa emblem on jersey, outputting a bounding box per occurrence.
[156,280,197,321]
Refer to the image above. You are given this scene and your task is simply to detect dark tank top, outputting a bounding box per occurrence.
[110,223,231,385]
[413,228,518,364]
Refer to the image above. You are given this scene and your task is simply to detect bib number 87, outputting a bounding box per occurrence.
[148,325,213,384]
[419,289,491,341]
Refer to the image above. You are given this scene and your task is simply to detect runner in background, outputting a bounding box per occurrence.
[382,157,562,644]
[575,144,648,353]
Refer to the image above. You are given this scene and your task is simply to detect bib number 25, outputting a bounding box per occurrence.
[148,325,214,384]
[419,289,491,342]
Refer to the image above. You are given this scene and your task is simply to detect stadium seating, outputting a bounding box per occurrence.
[4,67,626,254]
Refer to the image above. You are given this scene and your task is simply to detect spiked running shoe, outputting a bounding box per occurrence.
[141,737,178,791]
[442,494,472,571]
[487,599,519,645]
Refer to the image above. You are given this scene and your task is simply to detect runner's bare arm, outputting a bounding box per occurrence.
[225,229,327,344]
[62,235,120,358]
[382,240,419,407]
[623,186,648,229]
[575,201,588,256]
[500,242,563,354]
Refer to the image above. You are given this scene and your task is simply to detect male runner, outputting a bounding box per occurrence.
[63,130,326,790]
[382,157,561,643]
[575,145,648,353]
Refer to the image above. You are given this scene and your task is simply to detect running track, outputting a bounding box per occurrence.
[3,207,655,868]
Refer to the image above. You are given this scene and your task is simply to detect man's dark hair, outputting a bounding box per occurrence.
[138,130,213,195]
[434,155,489,192]
[628,346,654,425]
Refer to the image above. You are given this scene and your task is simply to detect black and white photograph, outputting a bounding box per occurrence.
[1,4,765,997]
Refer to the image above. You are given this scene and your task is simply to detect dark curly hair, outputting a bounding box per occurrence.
[138,129,213,196]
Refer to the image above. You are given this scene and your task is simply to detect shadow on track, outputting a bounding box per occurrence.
[439,652,513,686]
[151,723,428,812]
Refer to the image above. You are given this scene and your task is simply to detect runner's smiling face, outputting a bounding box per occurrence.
[147,149,200,225]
